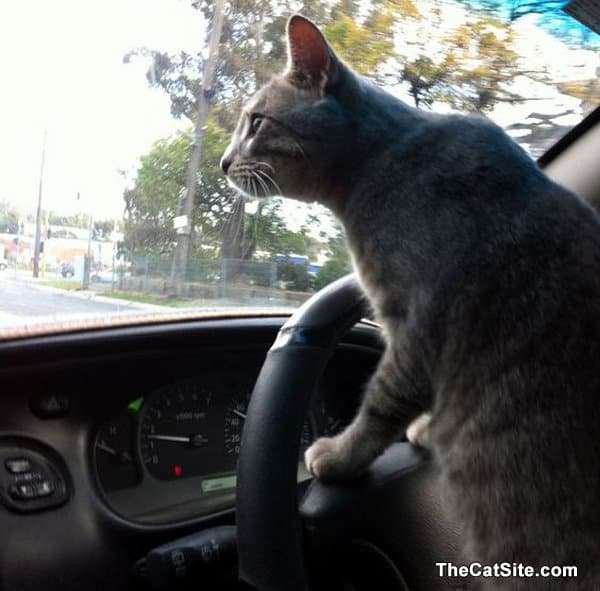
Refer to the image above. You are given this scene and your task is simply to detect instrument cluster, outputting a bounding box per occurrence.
[93,364,359,524]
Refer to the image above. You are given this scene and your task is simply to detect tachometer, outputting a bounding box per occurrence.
[139,380,221,481]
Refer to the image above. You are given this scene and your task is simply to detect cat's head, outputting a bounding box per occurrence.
[221,15,355,208]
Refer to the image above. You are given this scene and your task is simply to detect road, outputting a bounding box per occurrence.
[0,276,161,327]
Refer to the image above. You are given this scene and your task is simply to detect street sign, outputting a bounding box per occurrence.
[173,215,189,230]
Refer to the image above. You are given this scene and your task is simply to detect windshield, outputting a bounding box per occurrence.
[0,0,598,335]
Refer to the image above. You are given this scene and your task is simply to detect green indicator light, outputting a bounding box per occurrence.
[128,397,144,413]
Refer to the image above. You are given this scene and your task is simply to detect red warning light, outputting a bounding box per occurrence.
[173,465,183,477]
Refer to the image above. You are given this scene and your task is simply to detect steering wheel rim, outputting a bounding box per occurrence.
[237,274,367,591]
[236,274,465,591]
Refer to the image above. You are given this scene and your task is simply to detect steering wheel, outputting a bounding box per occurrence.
[236,275,467,591]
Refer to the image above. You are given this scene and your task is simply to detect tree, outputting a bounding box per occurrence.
[124,0,400,265]
[92,220,116,240]
[443,17,521,113]
[125,0,289,264]
[124,119,230,256]
[323,9,396,77]
[245,199,312,259]
[314,224,352,290]
[559,74,600,115]
[0,202,20,234]
[48,213,89,228]
[278,262,313,291]
[386,3,522,112]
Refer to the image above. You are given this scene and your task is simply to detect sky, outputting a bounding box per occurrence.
[0,0,202,219]
[0,0,598,222]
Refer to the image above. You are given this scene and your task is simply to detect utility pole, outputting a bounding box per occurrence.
[171,0,226,282]
[33,130,47,278]
[83,207,93,289]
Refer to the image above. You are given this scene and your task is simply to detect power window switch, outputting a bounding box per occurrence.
[5,458,32,474]
[9,483,35,500]
[34,480,54,497]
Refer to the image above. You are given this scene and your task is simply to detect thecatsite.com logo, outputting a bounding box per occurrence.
[437,562,578,579]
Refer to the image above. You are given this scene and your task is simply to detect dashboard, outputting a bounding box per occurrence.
[93,354,366,524]
[0,315,383,591]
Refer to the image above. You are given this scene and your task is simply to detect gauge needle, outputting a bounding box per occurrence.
[147,434,191,443]
[97,442,132,464]
[147,434,209,446]
[97,441,117,455]
[232,409,247,420]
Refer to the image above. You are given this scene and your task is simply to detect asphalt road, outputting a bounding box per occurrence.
[0,276,156,326]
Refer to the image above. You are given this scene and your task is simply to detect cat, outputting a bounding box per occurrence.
[221,14,600,590]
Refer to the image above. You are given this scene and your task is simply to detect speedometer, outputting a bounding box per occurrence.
[139,380,221,481]
[224,391,314,459]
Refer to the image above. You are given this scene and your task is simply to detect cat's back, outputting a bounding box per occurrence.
[350,92,600,588]
[426,118,600,587]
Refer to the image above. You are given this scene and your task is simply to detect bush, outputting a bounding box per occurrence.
[277,263,312,292]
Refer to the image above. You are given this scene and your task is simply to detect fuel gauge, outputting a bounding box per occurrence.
[95,414,140,492]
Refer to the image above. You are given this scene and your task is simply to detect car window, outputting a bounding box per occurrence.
[0,0,598,334]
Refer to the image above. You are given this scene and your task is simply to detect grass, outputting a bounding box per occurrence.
[40,279,82,291]
[38,281,197,308]
[36,280,296,310]
[101,291,191,307]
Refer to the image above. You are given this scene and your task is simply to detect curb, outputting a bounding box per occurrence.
[11,279,172,312]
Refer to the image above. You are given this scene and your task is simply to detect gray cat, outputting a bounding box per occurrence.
[221,15,600,590]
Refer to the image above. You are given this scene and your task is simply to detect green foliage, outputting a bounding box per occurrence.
[323,10,396,76]
[387,5,521,112]
[0,202,19,234]
[277,262,312,291]
[402,55,455,108]
[443,18,520,112]
[245,199,310,259]
[124,118,230,255]
[314,222,352,290]
[122,0,564,286]
[48,214,117,239]
[315,244,352,289]
[92,220,116,239]
[48,213,89,228]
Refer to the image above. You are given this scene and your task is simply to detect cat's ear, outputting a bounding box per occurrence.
[285,15,339,91]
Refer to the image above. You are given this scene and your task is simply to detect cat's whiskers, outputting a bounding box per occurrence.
[252,169,270,197]
[230,168,259,201]
[250,175,259,199]
[256,168,283,197]
[255,161,275,174]
[242,171,256,199]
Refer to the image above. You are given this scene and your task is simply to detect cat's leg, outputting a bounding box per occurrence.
[305,344,430,482]
[406,412,431,448]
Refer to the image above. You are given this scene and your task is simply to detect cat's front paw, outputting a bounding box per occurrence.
[305,435,368,483]
[406,412,431,449]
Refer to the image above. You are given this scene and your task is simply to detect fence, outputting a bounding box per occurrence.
[110,256,311,308]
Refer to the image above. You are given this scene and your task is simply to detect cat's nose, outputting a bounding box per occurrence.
[220,154,232,175]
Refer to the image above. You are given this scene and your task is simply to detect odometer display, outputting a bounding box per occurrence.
[139,380,221,481]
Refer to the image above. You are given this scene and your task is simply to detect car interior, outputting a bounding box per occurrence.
[0,104,598,590]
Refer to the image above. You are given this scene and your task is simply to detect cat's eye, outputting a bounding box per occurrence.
[250,115,264,135]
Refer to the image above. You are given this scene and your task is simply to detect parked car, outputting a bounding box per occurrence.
[90,269,110,283]
[59,263,75,279]
[91,268,131,283]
